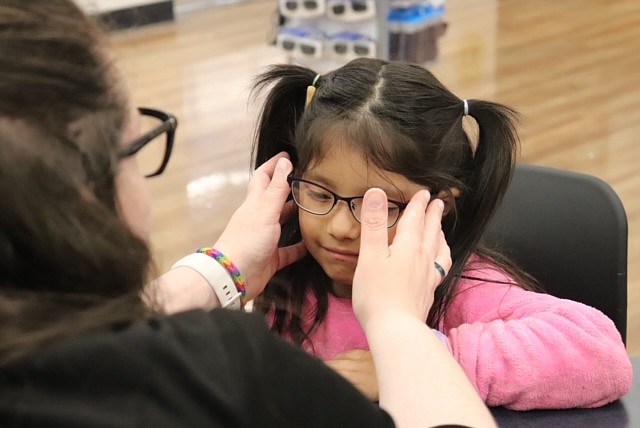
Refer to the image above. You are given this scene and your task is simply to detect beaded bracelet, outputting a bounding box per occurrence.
[196,247,247,305]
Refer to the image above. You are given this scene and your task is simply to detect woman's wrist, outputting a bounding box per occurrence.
[170,249,246,310]
[360,309,424,339]
[152,267,221,314]
[195,247,247,307]
[209,243,260,301]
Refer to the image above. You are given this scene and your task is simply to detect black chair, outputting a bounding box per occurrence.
[483,163,628,344]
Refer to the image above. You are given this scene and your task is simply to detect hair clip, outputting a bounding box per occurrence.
[305,74,322,108]
[305,86,316,108]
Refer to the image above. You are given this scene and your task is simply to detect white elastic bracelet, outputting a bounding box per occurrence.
[171,253,242,310]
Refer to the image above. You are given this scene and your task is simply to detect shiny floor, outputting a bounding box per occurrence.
[110,0,640,356]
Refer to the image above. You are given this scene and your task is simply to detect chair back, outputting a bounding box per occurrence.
[483,164,628,343]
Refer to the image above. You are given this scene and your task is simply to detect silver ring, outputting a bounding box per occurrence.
[434,262,446,279]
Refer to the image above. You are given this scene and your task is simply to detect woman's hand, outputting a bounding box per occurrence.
[213,152,306,300]
[351,190,496,428]
[352,188,450,328]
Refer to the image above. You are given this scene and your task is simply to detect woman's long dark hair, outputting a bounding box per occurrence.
[0,0,152,366]
[251,58,539,346]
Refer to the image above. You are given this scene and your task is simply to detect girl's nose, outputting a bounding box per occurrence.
[327,200,360,240]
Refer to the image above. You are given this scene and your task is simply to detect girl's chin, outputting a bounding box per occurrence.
[330,281,353,299]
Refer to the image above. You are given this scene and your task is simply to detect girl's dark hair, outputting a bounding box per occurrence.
[0,0,151,366]
[251,58,539,345]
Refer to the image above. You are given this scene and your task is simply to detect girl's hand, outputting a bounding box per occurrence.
[213,152,307,300]
[326,350,379,402]
[352,188,450,328]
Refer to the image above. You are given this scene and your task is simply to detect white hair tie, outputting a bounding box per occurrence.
[463,99,469,116]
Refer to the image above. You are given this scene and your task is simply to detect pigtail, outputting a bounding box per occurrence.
[251,64,317,169]
[463,99,519,238]
[251,64,335,346]
[428,100,520,326]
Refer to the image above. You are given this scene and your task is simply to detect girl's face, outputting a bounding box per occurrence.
[298,142,428,298]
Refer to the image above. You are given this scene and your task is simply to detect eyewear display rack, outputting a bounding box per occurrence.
[275,0,389,73]
[274,0,446,73]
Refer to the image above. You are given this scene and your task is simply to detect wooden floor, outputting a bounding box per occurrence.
[109,0,640,356]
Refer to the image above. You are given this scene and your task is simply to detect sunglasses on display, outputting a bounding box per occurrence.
[279,0,326,18]
[277,27,324,58]
[327,0,376,21]
[328,32,376,59]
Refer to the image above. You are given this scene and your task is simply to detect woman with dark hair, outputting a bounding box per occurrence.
[0,1,495,427]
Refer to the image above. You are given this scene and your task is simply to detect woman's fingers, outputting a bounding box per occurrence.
[277,242,307,271]
[390,189,432,253]
[279,200,297,224]
[248,152,291,196]
[354,187,450,326]
[433,230,452,282]
[358,189,391,260]
[246,153,293,223]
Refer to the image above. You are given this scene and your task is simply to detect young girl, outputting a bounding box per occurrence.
[250,58,632,410]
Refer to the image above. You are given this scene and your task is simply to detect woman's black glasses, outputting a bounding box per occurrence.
[119,107,177,178]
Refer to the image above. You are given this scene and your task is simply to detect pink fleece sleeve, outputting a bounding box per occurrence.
[443,258,633,410]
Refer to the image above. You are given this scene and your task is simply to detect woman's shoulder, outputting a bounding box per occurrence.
[63,309,273,361]
[1,308,396,427]
[0,310,279,427]
[147,308,271,343]
[0,308,276,388]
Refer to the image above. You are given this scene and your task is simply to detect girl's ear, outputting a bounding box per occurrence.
[436,187,461,215]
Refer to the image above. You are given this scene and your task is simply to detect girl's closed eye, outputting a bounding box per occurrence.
[307,187,332,202]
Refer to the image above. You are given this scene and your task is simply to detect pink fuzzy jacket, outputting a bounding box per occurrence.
[298,255,633,410]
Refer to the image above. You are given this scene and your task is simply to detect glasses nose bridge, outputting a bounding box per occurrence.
[331,195,360,223]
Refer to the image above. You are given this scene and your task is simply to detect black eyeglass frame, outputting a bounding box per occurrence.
[288,175,432,228]
[119,107,178,178]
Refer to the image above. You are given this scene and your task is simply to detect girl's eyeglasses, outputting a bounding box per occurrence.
[288,175,410,228]
[119,107,177,178]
